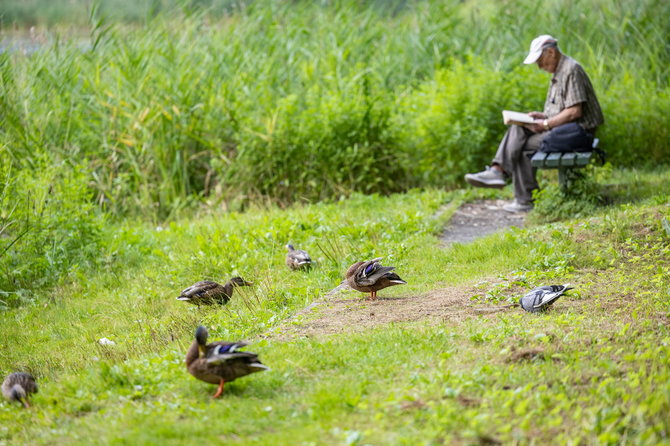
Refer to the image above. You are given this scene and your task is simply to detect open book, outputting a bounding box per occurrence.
[502,110,536,126]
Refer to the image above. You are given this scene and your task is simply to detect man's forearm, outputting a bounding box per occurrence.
[545,104,582,129]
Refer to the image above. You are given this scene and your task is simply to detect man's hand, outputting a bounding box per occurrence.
[527,119,546,134]
[527,111,547,119]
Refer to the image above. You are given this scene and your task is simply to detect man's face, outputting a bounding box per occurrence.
[536,47,559,73]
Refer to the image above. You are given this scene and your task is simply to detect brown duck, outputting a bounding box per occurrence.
[185,325,268,398]
[285,244,313,270]
[345,257,407,299]
[176,277,252,305]
[2,372,38,408]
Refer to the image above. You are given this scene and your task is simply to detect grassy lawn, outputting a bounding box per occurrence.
[1,167,669,444]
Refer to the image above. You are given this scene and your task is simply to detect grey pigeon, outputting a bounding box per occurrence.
[519,284,573,313]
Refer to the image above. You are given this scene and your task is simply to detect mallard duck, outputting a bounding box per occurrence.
[285,244,313,270]
[345,257,407,300]
[176,277,252,305]
[185,326,268,398]
[2,372,38,408]
[519,284,573,312]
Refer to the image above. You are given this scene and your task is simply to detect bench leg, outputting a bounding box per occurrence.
[558,168,586,195]
[558,167,569,192]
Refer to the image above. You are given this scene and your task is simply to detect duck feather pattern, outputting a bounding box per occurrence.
[345,257,406,298]
[186,327,268,388]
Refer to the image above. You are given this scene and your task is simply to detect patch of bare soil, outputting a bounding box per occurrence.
[263,284,517,340]
[440,199,526,245]
[264,200,530,340]
[506,348,546,363]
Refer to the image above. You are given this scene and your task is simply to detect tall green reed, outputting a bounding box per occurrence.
[1,0,669,220]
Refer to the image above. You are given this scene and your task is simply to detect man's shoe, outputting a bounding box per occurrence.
[464,166,506,189]
[502,200,533,213]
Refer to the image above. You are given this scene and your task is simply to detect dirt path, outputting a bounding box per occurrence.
[263,285,480,340]
[439,199,525,245]
[265,200,525,340]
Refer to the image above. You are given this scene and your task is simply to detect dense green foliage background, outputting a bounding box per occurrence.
[1,0,669,298]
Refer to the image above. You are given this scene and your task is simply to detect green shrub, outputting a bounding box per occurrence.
[1,0,668,218]
[226,76,406,203]
[530,164,612,223]
[394,57,545,187]
[600,75,670,165]
[0,159,105,307]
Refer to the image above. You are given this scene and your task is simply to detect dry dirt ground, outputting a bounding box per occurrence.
[264,200,527,340]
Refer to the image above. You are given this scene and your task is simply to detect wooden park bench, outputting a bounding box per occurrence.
[531,138,601,190]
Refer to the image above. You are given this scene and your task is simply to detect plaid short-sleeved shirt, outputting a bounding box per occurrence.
[544,55,604,131]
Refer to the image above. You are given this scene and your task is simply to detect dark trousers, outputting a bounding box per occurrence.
[492,125,547,204]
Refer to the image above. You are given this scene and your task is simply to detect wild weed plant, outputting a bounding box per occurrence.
[1,0,668,219]
[0,159,105,307]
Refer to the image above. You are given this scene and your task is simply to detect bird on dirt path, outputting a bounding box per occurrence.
[345,257,407,300]
[285,244,313,270]
[519,284,573,312]
[185,326,268,398]
[2,372,38,408]
[176,277,253,305]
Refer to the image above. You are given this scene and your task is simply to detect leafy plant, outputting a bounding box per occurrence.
[0,159,105,307]
[530,163,611,223]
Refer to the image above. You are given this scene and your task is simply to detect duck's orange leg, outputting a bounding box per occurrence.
[22,399,30,409]
[213,379,225,398]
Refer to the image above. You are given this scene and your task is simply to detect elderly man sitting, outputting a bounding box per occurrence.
[465,35,604,213]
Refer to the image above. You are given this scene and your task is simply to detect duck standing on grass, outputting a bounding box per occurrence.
[285,244,313,270]
[345,257,407,300]
[186,326,268,398]
[176,277,253,305]
[2,372,38,408]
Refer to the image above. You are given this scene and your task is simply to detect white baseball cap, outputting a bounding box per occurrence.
[523,35,558,64]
